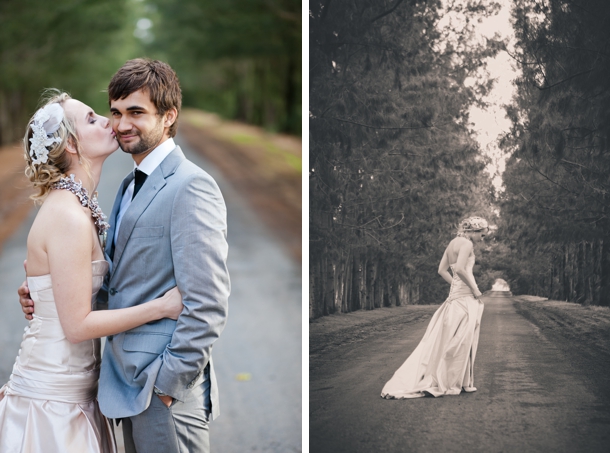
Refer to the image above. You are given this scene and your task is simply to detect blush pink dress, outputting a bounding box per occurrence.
[0,260,116,452]
[381,253,484,398]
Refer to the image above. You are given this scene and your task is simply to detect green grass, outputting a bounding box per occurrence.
[225,132,302,173]
[230,133,258,145]
[183,109,302,173]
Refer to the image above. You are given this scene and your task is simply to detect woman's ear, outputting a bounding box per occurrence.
[64,136,78,156]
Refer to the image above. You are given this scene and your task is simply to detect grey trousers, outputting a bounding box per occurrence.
[121,383,210,453]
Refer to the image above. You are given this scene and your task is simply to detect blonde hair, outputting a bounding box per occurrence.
[24,89,91,203]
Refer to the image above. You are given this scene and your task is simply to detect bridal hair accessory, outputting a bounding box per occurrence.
[459,216,488,232]
[29,103,64,165]
[52,174,110,241]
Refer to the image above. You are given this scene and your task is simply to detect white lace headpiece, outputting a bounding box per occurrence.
[29,103,64,165]
[459,216,488,232]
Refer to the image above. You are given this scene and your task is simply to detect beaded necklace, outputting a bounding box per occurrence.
[52,174,110,247]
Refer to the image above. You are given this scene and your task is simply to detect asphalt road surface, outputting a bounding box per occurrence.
[0,134,302,452]
[310,295,610,453]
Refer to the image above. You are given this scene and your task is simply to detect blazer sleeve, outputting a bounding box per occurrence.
[154,171,230,401]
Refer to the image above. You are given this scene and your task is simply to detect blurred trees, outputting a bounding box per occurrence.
[145,0,302,134]
[0,0,136,145]
[309,0,500,318]
[0,0,301,147]
[500,0,610,305]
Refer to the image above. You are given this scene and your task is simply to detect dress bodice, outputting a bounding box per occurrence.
[26,259,108,317]
[447,253,475,300]
[0,259,116,451]
[6,260,109,403]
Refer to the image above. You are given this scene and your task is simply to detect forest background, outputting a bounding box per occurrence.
[309,0,610,318]
[0,0,302,145]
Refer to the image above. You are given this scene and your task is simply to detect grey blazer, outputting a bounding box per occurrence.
[97,146,230,420]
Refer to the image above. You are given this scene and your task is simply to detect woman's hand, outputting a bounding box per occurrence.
[19,260,34,320]
[19,281,34,320]
[159,287,184,320]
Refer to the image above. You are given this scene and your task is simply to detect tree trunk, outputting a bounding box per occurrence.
[283,48,299,134]
[351,253,362,312]
[575,241,584,304]
[600,238,610,306]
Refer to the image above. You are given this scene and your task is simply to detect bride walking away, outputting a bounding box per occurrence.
[381,217,488,399]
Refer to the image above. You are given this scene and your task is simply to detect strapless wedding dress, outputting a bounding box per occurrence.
[381,254,484,398]
[0,260,116,452]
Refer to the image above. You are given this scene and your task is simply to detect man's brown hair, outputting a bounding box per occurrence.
[108,58,182,137]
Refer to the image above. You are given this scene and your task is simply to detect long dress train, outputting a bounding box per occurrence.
[0,260,116,452]
[381,254,484,398]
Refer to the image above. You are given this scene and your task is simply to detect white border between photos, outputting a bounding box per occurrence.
[302,1,310,451]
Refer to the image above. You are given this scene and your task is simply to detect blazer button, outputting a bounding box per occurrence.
[109,288,117,296]
[107,335,113,341]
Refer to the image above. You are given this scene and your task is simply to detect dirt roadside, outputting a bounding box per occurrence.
[512,296,610,350]
[512,296,610,374]
[0,142,34,253]
[310,305,438,365]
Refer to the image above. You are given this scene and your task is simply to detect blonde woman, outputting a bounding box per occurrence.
[381,217,488,399]
[0,91,183,452]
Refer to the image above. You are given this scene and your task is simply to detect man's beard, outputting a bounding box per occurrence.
[118,120,164,155]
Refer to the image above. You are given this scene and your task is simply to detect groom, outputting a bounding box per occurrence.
[20,59,230,453]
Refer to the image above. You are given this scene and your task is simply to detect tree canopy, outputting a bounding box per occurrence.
[143,0,301,134]
[0,0,301,147]
[0,0,136,145]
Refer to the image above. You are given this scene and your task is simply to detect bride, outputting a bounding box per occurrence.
[381,216,488,399]
[0,90,183,452]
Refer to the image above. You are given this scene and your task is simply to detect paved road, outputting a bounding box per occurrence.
[310,296,610,453]
[0,135,302,452]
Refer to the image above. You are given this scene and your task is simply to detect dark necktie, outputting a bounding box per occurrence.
[132,169,147,200]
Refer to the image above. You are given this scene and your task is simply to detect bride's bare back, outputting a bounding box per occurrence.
[438,237,480,298]
[444,236,473,266]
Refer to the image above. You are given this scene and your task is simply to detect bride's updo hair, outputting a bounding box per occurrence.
[457,216,488,237]
[24,89,84,203]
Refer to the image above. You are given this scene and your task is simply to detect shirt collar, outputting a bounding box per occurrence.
[134,138,176,176]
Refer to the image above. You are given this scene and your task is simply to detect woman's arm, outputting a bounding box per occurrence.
[437,251,453,284]
[46,208,182,344]
[453,240,482,298]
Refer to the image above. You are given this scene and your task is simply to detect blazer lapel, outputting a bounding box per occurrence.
[110,147,185,278]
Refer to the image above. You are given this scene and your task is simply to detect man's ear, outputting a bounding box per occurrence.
[163,108,178,128]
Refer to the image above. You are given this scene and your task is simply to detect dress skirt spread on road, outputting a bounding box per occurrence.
[381,255,484,399]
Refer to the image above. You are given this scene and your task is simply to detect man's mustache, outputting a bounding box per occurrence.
[117,131,140,138]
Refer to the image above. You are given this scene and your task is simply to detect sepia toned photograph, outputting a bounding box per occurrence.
[309,0,610,451]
